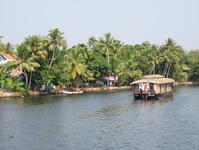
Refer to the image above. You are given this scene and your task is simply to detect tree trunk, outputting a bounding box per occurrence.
[163,61,169,76]
[125,76,130,86]
[49,49,55,71]
[23,71,28,87]
[28,71,33,87]
[166,61,172,78]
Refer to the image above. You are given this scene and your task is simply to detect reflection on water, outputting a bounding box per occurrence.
[132,97,173,109]
[0,86,199,150]
[0,95,57,105]
[99,104,124,116]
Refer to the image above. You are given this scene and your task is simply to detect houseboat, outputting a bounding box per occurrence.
[130,74,175,99]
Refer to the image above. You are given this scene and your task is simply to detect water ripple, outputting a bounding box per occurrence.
[1,87,199,149]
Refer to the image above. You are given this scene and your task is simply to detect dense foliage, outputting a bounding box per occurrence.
[0,29,199,93]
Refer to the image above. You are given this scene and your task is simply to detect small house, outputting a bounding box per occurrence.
[0,54,16,65]
[102,76,118,87]
[130,74,175,99]
[0,54,21,76]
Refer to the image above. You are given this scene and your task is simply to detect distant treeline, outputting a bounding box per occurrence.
[0,28,199,93]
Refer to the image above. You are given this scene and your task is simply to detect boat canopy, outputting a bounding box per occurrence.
[130,74,175,85]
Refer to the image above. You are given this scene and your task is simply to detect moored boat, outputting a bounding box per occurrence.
[62,90,83,94]
[130,74,175,99]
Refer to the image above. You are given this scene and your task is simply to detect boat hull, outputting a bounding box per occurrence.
[134,92,173,100]
[62,91,83,94]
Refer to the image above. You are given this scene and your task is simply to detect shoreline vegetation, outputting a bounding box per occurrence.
[0,82,199,98]
[1,29,199,99]
[0,86,131,98]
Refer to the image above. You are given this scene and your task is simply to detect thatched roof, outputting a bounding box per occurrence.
[142,74,164,79]
[130,74,175,85]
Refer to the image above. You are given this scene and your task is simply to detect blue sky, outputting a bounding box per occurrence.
[1,0,199,50]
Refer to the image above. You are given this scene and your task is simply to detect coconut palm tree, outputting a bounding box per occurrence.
[7,55,40,87]
[142,41,151,51]
[148,44,160,74]
[133,44,150,75]
[46,28,67,71]
[0,36,6,54]
[64,47,92,89]
[160,38,181,77]
[99,33,115,64]
[25,36,48,59]
[187,50,199,81]
[0,39,15,56]
[117,57,141,85]
[5,43,15,54]
[22,36,48,86]
[87,36,98,49]
[76,44,90,63]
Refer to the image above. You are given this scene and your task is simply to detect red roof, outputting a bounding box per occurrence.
[2,54,16,60]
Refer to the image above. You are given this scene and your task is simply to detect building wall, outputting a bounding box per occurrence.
[155,84,173,94]
[0,55,6,64]
[155,84,161,94]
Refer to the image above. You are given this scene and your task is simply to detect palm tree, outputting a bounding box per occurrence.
[46,28,67,71]
[187,50,199,81]
[5,43,15,54]
[110,40,123,76]
[159,50,172,77]
[142,41,151,51]
[148,44,160,74]
[133,44,150,75]
[87,36,98,49]
[25,36,48,59]
[64,48,92,89]
[117,58,141,85]
[23,36,48,86]
[76,44,89,63]
[0,39,15,56]
[160,38,181,77]
[99,33,115,64]
[7,55,40,87]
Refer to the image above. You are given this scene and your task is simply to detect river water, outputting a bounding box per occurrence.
[0,85,199,150]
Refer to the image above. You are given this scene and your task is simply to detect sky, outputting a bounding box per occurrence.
[1,0,199,50]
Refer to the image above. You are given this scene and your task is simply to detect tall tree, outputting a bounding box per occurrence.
[23,36,48,86]
[46,28,67,71]
[117,55,141,85]
[7,55,40,87]
[142,41,151,51]
[148,44,160,74]
[160,38,181,77]
[0,40,15,55]
[99,33,115,64]
[64,47,92,88]
[87,36,98,49]
[187,50,199,81]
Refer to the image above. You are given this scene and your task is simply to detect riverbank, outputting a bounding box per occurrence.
[1,82,199,98]
[83,86,131,92]
[174,82,199,85]
[0,91,40,98]
[0,86,131,98]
